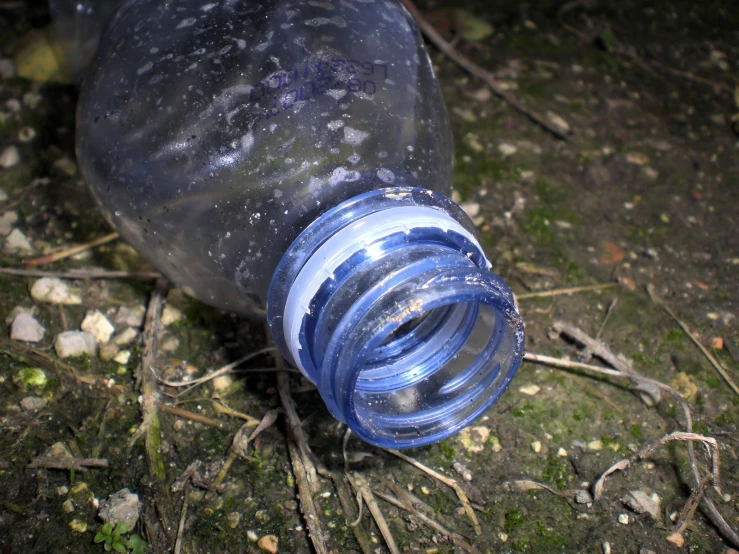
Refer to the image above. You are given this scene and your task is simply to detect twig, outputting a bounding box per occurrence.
[516,283,619,299]
[211,400,260,426]
[156,347,276,388]
[128,278,168,481]
[173,485,189,554]
[0,267,161,280]
[1,183,35,211]
[332,472,373,554]
[386,449,482,536]
[593,431,720,500]
[349,472,401,554]
[23,232,119,267]
[399,0,570,140]
[378,477,480,554]
[288,439,330,554]
[159,404,224,429]
[648,284,739,396]
[675,473,713,535]
[27,456,109,471]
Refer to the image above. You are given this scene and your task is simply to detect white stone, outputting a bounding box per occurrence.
[557,447,568,457]
[618,513,629,524]
[622,490,660,519]
[98,489,141,530]
[0,211,18,236]
[10,312,45,342]
[460,202,480,218]
[0,145,19,168]
[3,228,33,254]
[81,310,115,344]
[114,305,146,328]
[113,350,131,365]
[160,335,180,352]
[546,111,570,132]
[498,143,517,157]
[212,374,234,391]
[30,277,82,305]
[161,304,184,326]
[519,384,541,396]
[20,396,47,411]
[5,305,35,325]
[531,440,542,453]
[54,331,97,358]
[113,327,138,346]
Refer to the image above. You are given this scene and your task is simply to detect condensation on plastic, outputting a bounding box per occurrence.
[76,0,453,317]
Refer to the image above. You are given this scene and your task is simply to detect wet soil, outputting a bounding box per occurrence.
[0,0,737,553]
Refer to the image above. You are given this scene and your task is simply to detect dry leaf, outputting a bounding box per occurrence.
[600,241,625,264]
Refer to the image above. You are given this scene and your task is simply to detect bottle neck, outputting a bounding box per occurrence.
[267,187,524,449]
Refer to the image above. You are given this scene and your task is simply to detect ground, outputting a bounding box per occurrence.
[0,0,738,553]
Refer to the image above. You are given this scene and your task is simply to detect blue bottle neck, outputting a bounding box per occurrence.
[267,187,524,449]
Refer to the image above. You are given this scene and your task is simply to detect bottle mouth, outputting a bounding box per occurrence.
[267,188,524,449]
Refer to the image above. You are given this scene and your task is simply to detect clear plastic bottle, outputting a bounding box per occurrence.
[71,0,524,448]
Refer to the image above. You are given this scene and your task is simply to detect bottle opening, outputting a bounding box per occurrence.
[267,188,524,448]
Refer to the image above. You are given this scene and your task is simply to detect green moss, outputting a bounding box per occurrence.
[716,410,738,426]
[705,376,722,389]
[438,440,455,460]
[505,508,525,532]
[628,424,643,439]
[541,456,570,490]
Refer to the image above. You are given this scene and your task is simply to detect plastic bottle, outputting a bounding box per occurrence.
[69,0,524,448]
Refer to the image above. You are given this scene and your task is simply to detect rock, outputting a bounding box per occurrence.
[557,447,568,457]
[575,490,593,504]
[622,490,660,519]
[226,512,240,529]
[531,440,542,453]
[618,513,630,524]
[458,426,490,454]
[643,167,659,180]
[112,350,130,365]
[460,201,480,218]
[0,145,20,168]
[0,211,19,236]
[257,535,278,554]
[587,440,604,451]
[212,374,234,392]
[52,157,77,176]
[498,142,517,157]
[99,343,120,361]
[160,335,180,352]
[14,367,47,389]
[3,228,33,254]
[114,305,146,328]
[113,327,138,346]
[666,532,684,548]
[546,111,570,133]
[62,499,75,513]
[54,331,97,358]
[452,462,472,481]
[30,277,82,305]
[519,384,541,396]
[247,530,259,542]
[5,305,36,325]
[98,489,141,530]
[161,304,184,326]
[20,396,47,411]
[69,520,87,533]
[10,312,45,342]
[81,310,115,344]
[625,152,649,166]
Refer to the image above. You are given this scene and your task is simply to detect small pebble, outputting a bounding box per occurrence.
[0,145,20,168]
[498,143,517,157]
[10,312,45,342]
[113,327,138,346]
[160,335,180,352]
[557,447,568,457]
[587,440,604,451]
[531,440,542,453]
[113,350,131,365]
[30,277,82,305]
[115,305,146,328]
[498,533,508,543]
[0,211,19,236]
[247,530,259,542]
[519,384,541,396]
[69,520,87,533]
[226,512,240,529]
[257,534,278,554]
[625,152,649,165]
[62,499,75,513]
[161,304,184,326]
[18,126,36,143]
[81,310,116,344]
[3,228,33,254]
[54,331,97,358]
[460,202,480,218]
[546,111,570,132]
[618,513,629,524]
[98,488,141,530]
[99,343,120,361]
[602,542,611,554]
[666,532,684,548]
[20,396,47,411]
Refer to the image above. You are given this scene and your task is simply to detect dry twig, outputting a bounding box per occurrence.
[288,440,330,554]
[23,232,119,267]
[159,404,224,429]
[516,283,619,300]
[173,485,189,554]
[0,267,161,280]
[349,472,401,554]
[399,0,570,140]
[386,448,482,536]
[27,456,108,471]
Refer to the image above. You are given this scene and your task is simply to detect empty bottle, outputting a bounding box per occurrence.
[70,0,524,448]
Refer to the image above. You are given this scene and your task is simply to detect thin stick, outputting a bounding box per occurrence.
[159,404,224,429]
[648,284,739,395]
[516,283,619,300]
[173,486,189,554]
[332,473,373,554]
[350,472,401,554]
[211,401,260,426]
[156,347,276,388]
[0,267,161,280]
[23,232,119,267]
[386,449,482,536]
[287,440,329,554]
[27,456,108,471]
[399,0,570,140]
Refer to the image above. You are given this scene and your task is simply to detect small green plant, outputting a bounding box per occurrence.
[94,522,148,554]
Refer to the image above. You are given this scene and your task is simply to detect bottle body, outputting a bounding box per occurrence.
[77,0,452,317]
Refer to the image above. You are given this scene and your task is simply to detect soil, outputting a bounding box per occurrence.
[0,0,737,553]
